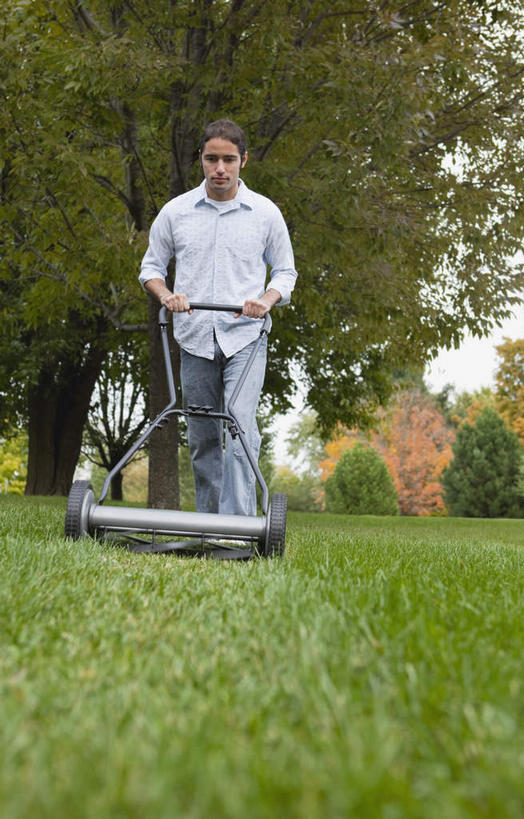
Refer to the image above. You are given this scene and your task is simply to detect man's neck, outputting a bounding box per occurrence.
[205,180,240,202]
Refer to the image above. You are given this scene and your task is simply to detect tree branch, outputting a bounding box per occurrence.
[69,1,109,36]
[9,223,147,334]
[91,173,134,211]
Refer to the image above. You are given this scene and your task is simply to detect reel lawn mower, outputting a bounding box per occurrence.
[65,304,287,560]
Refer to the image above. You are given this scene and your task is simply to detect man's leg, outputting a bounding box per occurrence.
[220,336,267,516]
[180,344,224,513]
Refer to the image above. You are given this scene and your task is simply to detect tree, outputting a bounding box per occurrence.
[119,446,197,509]
[21,316,112,496]
[376,389,455,515]
[257,407,277,502]
[442,408,522,518]
[449,386,497,428]
[271,466,322,512]
[325,443,399,515]
[285,411,325,476]
[0,2,144,494]
[319,389,454,515]
[83,339,149,500]
[2,0,524,499]
[495,338,524,447]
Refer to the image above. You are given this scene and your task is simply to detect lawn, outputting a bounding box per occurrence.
[0,495,523,818]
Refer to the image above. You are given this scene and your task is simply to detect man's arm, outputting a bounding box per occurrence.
[262,205,297,306]
[147,276,278,317]
[239,288,281,319]
[144,279,191,312]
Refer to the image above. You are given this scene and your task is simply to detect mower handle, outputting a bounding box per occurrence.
[189,302,244,313]
[156,302,271,511]
[158,303,270,324]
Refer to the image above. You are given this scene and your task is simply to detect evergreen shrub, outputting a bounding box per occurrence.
[443,408,522,518]
[324,443,399,515]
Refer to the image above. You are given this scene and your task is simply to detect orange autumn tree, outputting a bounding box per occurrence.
[495,338,524,447]
[319,427,359,481]
[449,386,497,428]
[319,389,455,516]
[376,390,455,516]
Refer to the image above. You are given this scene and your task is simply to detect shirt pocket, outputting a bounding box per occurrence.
[173,220,212,263]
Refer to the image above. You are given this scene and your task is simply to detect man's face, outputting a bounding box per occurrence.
[201,137,247,201]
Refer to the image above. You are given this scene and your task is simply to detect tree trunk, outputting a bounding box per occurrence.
[25,343,106,496]
[110,470,123,501]
[146,12,213,507]
[147,293,181,508]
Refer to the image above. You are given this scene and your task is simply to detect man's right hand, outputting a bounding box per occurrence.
[160,292,192,313]
[144,279,193,313]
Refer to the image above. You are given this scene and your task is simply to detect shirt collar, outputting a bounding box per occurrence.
[195,178,254,210]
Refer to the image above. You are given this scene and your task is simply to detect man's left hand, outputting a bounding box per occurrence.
[235,289,282,319]
[238,298,271,319]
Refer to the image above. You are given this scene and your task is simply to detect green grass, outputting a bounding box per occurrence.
[1,496,523,818]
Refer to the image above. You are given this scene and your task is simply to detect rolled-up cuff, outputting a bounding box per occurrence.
[138,269,167,292]
[266,271,296,306]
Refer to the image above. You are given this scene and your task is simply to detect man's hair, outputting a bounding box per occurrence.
[199,119,247,158]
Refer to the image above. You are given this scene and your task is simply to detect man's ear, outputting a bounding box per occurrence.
[241,151,248,169]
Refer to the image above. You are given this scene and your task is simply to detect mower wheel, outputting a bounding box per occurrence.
[65,480,95,540]
[263,493,287,557]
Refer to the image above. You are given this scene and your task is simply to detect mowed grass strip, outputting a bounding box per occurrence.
[0,496,523,818]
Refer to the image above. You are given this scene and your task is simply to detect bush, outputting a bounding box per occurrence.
[324,443,399,515]
[0,431,27,494]
[271,466,322,512]
[443,408,523,518]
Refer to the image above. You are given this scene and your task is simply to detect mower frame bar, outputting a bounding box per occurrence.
[98,303,271,514]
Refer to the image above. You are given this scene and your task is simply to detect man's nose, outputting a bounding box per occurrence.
[216,159,226,173]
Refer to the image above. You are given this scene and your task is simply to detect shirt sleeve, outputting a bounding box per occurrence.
[138,207,175,290]
[263,207,298,306]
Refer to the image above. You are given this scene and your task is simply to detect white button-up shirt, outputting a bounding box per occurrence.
[139,179,297,359]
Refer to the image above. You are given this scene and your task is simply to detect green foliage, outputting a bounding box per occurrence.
[271,466,322,512]
[0,431,27,494]
[257,407,276,496]
[2,0,524,439]
[83,337,149,499]
[443,408,523,518]
[495,337,524,446]
[285,410,325,473]
[324,443,399,515]
[85,447,197,508]
[449,387,497,427]
[519,454,524,503]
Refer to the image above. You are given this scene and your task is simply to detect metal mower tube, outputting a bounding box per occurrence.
[64,303,287,559]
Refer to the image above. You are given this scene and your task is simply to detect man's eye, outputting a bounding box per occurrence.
[204,154,238,164]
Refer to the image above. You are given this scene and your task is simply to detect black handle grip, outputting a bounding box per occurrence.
[189,302,244,313]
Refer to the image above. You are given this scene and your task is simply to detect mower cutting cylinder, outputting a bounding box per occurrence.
[90,505,265,540]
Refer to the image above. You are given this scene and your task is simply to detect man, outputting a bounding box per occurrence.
[139,119,297,516]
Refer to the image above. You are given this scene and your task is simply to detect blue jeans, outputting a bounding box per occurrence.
[180,334,267,516]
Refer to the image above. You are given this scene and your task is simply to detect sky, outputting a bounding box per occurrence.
[424,302,524,394]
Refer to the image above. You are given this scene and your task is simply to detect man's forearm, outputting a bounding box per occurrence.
[145,279,191,312]
[261,288,282,308]
[144,278,172,304]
